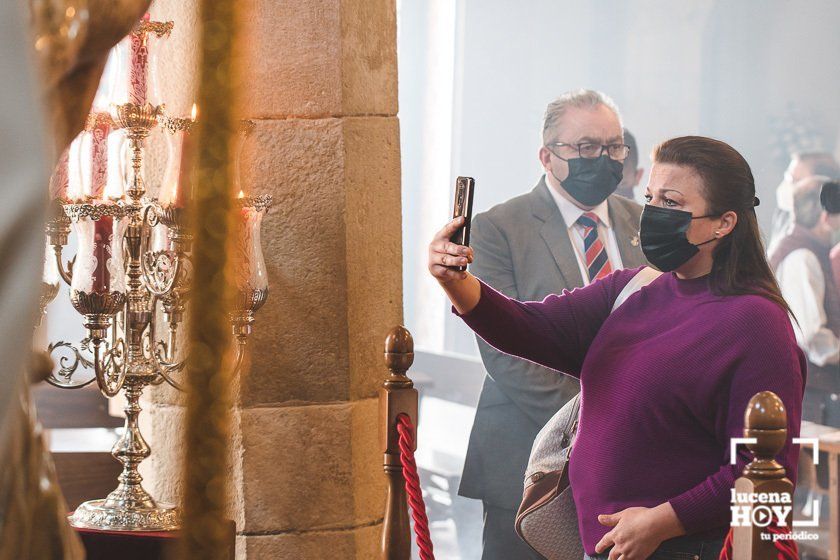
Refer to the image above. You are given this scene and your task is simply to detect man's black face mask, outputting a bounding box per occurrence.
[549,153,623,207]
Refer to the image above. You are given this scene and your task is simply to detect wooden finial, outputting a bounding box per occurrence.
[384,325,414,379]
[744,390,787,430]
[743,390,787,480]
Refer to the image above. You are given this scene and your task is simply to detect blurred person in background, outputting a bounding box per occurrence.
[458,89,646,559]
[825,181,840,293]
[771,176,840,427]
[769,151,840,253]
[615,128,644,202]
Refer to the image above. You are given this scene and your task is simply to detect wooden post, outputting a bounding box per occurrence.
[732,391,795,559]
[380,326,418,560]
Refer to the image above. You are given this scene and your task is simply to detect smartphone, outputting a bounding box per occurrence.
[449,176,475,271]
[820,181,840,214]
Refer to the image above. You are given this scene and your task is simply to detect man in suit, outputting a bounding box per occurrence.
[461,89,647,559]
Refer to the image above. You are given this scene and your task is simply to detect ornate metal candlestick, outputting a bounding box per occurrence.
[40,18,271,532]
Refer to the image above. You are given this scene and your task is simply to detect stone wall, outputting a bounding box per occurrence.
[141,1,401,557]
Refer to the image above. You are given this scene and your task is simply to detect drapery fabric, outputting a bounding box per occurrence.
[0,2,84,559]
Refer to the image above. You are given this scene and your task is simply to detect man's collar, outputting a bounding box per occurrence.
[544,172,612,228]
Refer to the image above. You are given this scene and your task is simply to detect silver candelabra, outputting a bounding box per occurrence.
[38,17,270,532]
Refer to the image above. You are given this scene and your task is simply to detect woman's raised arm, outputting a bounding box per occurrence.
[428,216,630,376]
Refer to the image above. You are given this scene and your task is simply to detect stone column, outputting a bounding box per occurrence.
[142,1,401,558]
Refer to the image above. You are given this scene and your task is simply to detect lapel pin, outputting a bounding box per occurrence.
[631,235,640,247]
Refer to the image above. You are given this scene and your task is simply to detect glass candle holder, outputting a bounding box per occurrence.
[159,106,197,209]
[49,146,71,202]
[105,14,171,111]
[232,120,256,195]
[106,15,172,203]
[67,206,129,323]
[39,236,61,319]
[232,195,271,314]
[75,112,126,201]
[149,219,172,253]
[66,133,88,202]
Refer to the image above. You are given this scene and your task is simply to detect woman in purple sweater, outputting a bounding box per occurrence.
[429,136,806,560]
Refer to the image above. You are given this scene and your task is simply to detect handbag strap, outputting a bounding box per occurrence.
[610,266,662,313]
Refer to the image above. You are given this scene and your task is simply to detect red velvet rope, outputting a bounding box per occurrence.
[718,525,800,560]
[396,413,435,560]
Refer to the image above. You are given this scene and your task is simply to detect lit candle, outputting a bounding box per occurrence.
[238,191,248,233]
[82,111,118,289]
[236,198,254,292]
[129,13,151,105]
[175,104,198,208]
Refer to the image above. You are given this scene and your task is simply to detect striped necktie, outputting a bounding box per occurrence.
[576,211,613,282]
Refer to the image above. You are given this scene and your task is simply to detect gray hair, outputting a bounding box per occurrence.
[542,89,623,144]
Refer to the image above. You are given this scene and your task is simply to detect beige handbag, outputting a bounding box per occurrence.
[514,267,661,559]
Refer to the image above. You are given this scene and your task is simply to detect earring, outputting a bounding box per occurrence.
[715,231,721,237]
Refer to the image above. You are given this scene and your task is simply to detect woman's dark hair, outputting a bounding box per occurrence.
[652,136,794,317]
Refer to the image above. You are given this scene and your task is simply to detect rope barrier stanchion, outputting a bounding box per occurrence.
[397,413,435,560]
[380,326,439,560]
[718,391,800,560]
[380,326,419,560]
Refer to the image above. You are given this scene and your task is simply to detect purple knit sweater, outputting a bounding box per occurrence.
[453,266,806,555]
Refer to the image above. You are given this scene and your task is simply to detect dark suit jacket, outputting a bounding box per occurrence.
[458,176,648,510]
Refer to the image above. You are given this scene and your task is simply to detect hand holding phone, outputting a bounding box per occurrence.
[449,176,475,271]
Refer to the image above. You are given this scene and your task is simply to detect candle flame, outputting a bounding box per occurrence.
[191,103,198,121]
[237,190,245,199]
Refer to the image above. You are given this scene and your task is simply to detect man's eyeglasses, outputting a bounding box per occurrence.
[546,142,631,161]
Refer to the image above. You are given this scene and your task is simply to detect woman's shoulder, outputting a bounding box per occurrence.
[717,293,806,385]
[716,292,797,341]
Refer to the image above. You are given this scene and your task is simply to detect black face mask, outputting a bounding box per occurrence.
[640,205,719,272]
[549,154,623,207]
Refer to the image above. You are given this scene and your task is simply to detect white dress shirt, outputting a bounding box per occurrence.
[544,174,624,285]
[776,248,840,366]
